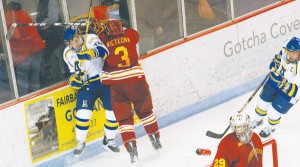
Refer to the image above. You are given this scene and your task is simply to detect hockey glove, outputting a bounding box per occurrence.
[77,48,98,61]
[90,20,106,36]
[269,53,282,71]
[269,71,286,85]
[68,73,84,89]
[269,71,298,97]
[278,80,298,97]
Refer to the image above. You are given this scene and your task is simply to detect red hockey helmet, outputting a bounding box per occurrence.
[106,19,123,36]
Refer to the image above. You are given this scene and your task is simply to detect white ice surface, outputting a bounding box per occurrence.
[71,91,299,167]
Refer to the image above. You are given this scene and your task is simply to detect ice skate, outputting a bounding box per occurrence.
[102,135,120,153]
[74,142,85,158]
[259,126,275,138]
[127,141,138,163]
[250,119,263,129]
[149,133,162,151]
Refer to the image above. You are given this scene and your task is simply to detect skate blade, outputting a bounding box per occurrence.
[155,147,162,154]
[74,153,82,159]
[131,160,139,167]
[102,145,120,155]
[74,150,84,159]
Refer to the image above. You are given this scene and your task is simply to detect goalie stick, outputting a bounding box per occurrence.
[206,73,269,139]
[6,22,88,40]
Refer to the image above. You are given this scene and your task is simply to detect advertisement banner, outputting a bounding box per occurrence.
[24,87,106,163]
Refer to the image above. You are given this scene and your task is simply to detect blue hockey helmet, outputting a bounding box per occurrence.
[64,26,78,42]
[106,19,123,36]
[286,37,300,52]
[285,37,300,63]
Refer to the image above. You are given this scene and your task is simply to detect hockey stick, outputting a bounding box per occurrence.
[6,22,88,40]
[206,74,269,139]
[83,0,93,83]
[84,0,93,40]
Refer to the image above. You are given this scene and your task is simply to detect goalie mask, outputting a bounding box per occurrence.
[106,19,123,36]
[284,37,300,64]
[230,112,253,144]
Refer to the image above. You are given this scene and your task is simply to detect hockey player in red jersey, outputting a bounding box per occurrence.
[98,19,161,163]
[212,112,263,167]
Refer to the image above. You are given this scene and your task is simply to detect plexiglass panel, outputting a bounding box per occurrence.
[135,0,182,55]
[0,41,14,103]
[185,0,231,35]
[1,0,67,98]
[233,0,281,18]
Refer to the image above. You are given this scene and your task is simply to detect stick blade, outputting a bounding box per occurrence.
[206,130,225,139]
[206,125,230,139]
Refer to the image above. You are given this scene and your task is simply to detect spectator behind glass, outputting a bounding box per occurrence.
[37,0,65,88]
[185,0,230,35]
[4,1,45,97]
[135,0,165,54]
[198,0,217,20]
[198,0,229,28]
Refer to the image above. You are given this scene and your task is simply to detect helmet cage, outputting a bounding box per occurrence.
[106,20,123,36]
[230,112,253,144]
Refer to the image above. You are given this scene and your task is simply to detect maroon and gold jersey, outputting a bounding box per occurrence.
[212,132,263,167]
[99,28,145,85]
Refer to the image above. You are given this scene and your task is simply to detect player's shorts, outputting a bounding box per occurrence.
[260,79,294,114]
[76,80,112,110]
[110,79,153,121]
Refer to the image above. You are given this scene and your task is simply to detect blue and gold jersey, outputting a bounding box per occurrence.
[271,48,300,103]
[63,34,108,84]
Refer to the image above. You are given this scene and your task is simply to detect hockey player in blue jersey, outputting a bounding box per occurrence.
[251,37,300,138]
[63,26,119,157]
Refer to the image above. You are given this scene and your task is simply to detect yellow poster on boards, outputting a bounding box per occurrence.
[24,86,106,163]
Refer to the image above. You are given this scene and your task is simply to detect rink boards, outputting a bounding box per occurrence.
[0,1,300,166]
